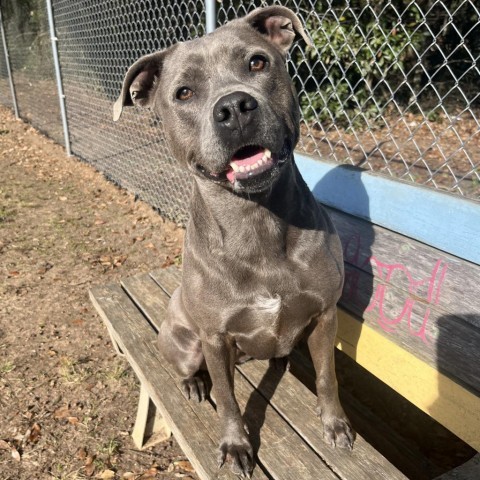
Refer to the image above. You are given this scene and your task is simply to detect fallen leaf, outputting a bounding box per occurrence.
[0,440,11,450]
[76,447,87,460]
[122,473,135,479]
[68,416,79,425]
[143,467,158,475]
[85,454,96,476]
[174,460,194,473]
[96,469,115,479]
[113,255,127,267]
[59,196,67,201]
[161,256,174,268]
[95,219,106,225]
[11,448,21,461]
[8,271,20,277]
[28,423,41,443]
[54,406,70,419]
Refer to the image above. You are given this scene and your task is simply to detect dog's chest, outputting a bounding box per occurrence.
[226,277,323,359]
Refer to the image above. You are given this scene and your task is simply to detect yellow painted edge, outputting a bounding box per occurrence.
[336,307,480,451]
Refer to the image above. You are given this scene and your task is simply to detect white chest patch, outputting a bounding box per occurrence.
[253,295,282,316]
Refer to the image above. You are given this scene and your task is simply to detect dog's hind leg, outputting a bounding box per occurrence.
[158,287,208,401]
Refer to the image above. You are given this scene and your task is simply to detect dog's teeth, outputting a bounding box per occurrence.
[239,166,246,173]
[245,165,251,172]
[231,163,239,172]
[265,149,272,158]
[259,157,265,165]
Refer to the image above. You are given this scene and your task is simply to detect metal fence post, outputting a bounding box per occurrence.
[0,4,19,119]
[205,0,216,33]
[45,0,71,156]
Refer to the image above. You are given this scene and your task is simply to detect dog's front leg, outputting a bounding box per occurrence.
[202,334,254,478]
[306,307,355,449]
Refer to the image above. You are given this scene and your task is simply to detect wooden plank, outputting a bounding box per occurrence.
[89,284,246,480]
[296,153,480,265]
[131,383,171,449]
[150,267,182,297]
[328,207,480,395]
[237,360,407,480]
[335,307,480,451]
[434,454,480,480]
[149,267,183,297]
[233,371,338,480]
[330,207,480,328]
[121,273,169,332]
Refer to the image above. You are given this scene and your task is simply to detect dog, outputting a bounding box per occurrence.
[113,6,354,477]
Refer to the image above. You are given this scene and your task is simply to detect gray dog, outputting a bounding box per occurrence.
[114,6,354,477]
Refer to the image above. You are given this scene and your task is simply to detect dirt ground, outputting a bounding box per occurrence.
[0,105,198,480]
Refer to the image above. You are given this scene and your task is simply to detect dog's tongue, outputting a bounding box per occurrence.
[226,147,267,183]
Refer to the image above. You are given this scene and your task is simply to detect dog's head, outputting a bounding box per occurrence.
[114,6,311,194]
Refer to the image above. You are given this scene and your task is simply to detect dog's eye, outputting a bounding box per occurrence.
[176,87,194,101]
[249,55,267,72]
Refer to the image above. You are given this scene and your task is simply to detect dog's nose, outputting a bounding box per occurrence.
[213,91,258,132]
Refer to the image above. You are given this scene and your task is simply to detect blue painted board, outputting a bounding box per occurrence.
[295,152,480,265]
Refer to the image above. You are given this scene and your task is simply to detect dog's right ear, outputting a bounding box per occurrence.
[113,48,172,122]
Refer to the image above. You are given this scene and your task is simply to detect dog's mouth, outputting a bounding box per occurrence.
[195,142,291,192]
[225,145,275,184]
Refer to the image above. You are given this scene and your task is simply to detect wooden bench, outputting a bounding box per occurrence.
[90,205,480,480]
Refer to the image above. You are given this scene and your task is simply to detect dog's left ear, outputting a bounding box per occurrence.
[244,6,312,54]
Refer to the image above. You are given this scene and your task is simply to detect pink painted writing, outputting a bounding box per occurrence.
[342,234,448,343]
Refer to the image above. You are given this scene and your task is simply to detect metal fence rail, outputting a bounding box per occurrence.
[0,0,478,224]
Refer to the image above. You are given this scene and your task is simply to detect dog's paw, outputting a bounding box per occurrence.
[218,437,254,478]
[321,413,355,450]
[180,373,209,402]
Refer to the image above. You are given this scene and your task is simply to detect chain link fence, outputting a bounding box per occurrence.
[219,0,480,198]
[0,25,12,109]
[1,0,63,143]
[51,0,206,223]
[0,0,478,224]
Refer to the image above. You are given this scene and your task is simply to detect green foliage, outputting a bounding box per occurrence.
[295,1,426,128]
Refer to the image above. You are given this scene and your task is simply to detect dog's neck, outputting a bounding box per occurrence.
[188,159,319,257]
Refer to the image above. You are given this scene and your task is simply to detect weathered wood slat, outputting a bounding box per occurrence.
[121,273,168,332]
[329,207,480,325]
[233,370,338,480]
[131,383,171,449]
[237,360,407,480]
[89,284,249,480]
[434,453,480,480]
[327,208,480,395]
[150,266,182,297]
